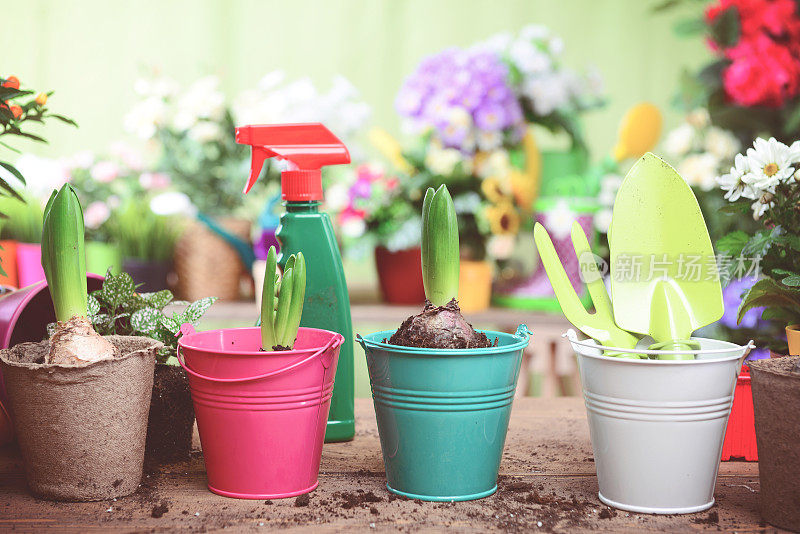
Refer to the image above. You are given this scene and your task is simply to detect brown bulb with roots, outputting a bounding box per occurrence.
[389,299,492,349]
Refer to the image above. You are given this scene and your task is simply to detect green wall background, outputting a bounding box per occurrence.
[3,0,708,162]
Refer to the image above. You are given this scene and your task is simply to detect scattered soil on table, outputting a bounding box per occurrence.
[388,299,493,349]
[692,510,719,525]
[334,490,383,509]
[294,494,310,507]
[145,364,195,465]
[151,501,169,518]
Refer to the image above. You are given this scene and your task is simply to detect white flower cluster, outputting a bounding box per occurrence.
[718,136,800,219]
[124,75,225,143]
[481,25,604,116]
[663,108,740,192]
[232,71,371,159]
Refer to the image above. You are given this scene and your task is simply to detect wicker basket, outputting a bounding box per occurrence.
[174,217,251,301]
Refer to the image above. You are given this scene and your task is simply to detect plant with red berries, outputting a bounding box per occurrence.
[0,75,76,215]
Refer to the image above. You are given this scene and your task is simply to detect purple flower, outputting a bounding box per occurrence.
[395,46,523,152]
[349,178,372,199]
[720,278,764,329]
[475,102,507,131]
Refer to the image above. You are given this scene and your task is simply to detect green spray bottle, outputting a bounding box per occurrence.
[236,123,354,442]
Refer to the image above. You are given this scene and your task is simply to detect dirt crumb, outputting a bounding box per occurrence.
[692,510,719,524]
[151,502,169,518]
[599,508,616,519]
[294,494,310,507]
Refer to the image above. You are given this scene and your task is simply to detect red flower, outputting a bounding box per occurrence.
[1,76,19,89]
[707,0,800,43]
[9,105,22,119]
[723,34,800,106]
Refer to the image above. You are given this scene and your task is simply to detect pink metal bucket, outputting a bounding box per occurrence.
[15,243,45,288]
[178,326,343,499]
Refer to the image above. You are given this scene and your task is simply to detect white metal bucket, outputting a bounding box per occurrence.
[565,330,754,514]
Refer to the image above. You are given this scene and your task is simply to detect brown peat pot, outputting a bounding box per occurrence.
[145,363,195,464]
[0,336,160,501]
[750,356,800,531]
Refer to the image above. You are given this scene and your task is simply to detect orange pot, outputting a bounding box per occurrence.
[0,240,18,288]
[787,325,800,356]
[458,260,492,313]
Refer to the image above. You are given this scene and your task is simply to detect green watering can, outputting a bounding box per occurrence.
[608,153,723,359]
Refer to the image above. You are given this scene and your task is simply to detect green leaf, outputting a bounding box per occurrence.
[674,17,706,36]
[709,5,740,47]
[131,307,160,332]
[159,315,180,334]
[141,290,174,310]
[100,271,136,308]
[87,295,101,316]
[46,114,77,127]
[742,227,780,258]
[716,230,750,256]
[184,296,217,323]
[782,275,800,287]
[738,278,800,323]
[421,185,459,305]
[0,161,26,185]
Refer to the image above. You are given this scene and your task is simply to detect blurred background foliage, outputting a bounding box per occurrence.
[3,0,707,160]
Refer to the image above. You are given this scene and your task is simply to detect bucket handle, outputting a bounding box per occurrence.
[177,334,342,383]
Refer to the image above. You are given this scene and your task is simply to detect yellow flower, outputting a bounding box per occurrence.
[485,202,520,235]
[481,177,507,203]
[35,93,48,106]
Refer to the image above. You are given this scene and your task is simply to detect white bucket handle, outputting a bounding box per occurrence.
[177,334,342,383]
[563,330,755,358]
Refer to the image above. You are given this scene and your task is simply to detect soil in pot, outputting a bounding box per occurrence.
[388,299,492,349]
[749,355,800,531]
[0,336,159,501]
[145,363,195,465]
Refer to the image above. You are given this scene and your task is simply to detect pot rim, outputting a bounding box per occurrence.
[178,326,342,357]
[358,324,531,355]
[565,329,754,365]
[0,273,104,348]
[0,335,162,370]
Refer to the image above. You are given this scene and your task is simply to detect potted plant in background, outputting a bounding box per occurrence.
[326,160,425,305]
[87,270,216,463]
[127,72,370,301]
[393,46,539,311]
[358,185,531,501]
[108,201,182,292]
[0,191,42,287]
[0,74,75,286]
[177,246,344,498]
[0,184,160,501]
[713,135,800,530]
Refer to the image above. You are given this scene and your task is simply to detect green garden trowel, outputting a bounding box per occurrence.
[534,221,640,357]
[608,153,723,360]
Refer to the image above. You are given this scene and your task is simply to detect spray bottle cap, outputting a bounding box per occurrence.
[235,123,350,201]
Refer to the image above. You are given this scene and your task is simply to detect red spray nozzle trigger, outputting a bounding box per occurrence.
[235,123,350,199]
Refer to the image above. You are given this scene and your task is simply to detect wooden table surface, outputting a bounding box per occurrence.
[0,398,774,533]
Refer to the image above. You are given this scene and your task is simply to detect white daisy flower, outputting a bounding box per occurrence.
[678,153,719,191]
[751,194,774,220]
[745,137,794,190]
[718,153,758,201]
[704,127,740,160]
[663,123,695,157]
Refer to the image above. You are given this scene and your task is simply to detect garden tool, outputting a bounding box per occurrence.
[534,221,640,356]
[608,153,722,359]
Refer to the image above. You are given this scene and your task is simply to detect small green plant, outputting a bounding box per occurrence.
[260,246,306,350]
[108,202,182,262]
[42,184,117,365]
[421,184,459,306]
[87,269,216,364]
[0,189,42,243]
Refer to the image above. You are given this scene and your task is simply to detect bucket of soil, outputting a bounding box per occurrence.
[0,335,160,501]
[145,363,194,464]
[178,326,343,499]
[566,331,753,514]
[358,305,531,502]
[749,356,800,532]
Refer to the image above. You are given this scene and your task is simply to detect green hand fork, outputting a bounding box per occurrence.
[534,221,641,357]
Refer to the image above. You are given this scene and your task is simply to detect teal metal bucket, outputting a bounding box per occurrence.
[357,325,531,502]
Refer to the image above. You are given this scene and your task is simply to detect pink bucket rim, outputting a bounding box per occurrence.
[178,326,343,357]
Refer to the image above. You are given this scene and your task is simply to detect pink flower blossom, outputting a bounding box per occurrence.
[90,161,119,183]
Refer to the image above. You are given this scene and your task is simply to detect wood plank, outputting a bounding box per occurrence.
[0,398,768,532]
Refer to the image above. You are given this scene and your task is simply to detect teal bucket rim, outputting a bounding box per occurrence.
[357,324,531,355]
